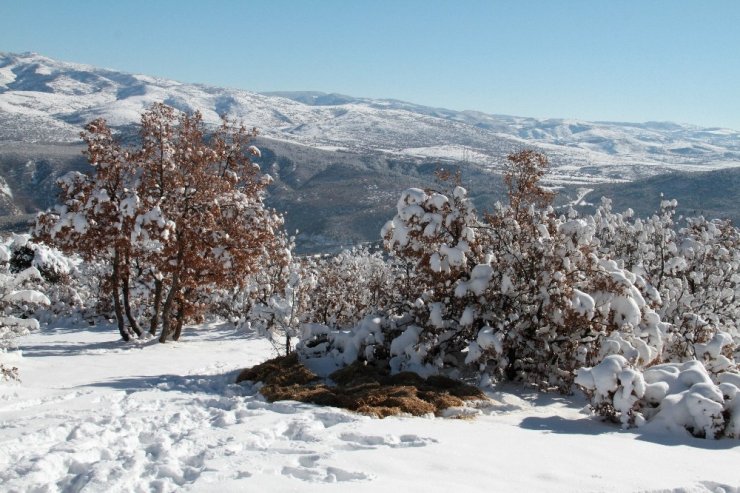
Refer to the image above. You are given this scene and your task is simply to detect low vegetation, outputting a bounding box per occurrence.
[236,354,486,418]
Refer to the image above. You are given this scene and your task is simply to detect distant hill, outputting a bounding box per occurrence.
[580,167,740,224]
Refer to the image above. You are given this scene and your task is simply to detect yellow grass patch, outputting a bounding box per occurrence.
[236,354,487,418]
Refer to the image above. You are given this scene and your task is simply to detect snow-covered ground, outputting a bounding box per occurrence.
[1,323,738,492]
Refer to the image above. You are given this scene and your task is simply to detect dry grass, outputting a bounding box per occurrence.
[236,354,487,418]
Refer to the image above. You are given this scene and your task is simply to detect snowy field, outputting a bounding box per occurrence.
[1,323,738,493]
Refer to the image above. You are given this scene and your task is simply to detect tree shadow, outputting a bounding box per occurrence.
[178,322,266,342]
[23,321,266,358]
[40,321,118,335]
[519,415,613,436]
[520,415,740,450]
[632,428,740,450]
[82,369,248,398]
[21,338,156,358]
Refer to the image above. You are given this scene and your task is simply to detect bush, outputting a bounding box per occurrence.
[294,149,739,439]
[576,356,740,438]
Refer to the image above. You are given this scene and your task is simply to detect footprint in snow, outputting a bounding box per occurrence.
[281,417,328,442]
[298,454,321,467]
[338,432,437,450]
[281,465,371,483]
[312,409,358,427]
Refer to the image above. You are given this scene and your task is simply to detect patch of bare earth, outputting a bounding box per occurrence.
[236,354,488,418]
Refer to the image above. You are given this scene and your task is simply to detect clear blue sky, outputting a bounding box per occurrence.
[2,0,739,129]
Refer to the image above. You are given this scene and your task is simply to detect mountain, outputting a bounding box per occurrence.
[1,52,738,250]
[3,52,740,182]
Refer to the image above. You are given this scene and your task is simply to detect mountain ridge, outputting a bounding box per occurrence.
[2,52,739,186]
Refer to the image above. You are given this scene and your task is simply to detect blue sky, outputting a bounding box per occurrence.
[2,0,739,129]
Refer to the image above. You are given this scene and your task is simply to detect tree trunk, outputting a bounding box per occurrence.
[158,277,180,343]
[122,264,142,337]
[149,278,163,336]
[172,300,185,341]
[159,238,185,343]
[112,250,131,341]
[505,347,517,381]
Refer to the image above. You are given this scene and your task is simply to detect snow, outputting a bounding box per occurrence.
[428,302,446,329]
[2,324,739,492]
[0,176,13,198]
[389,325,422,358]
[3,289,51,306]
[0,64,17,87]
[398,145,492,165]
[476,325,504,355]
[301,317,385,369]
[455,263,494,297]
[439,242,467,268]
[571,289,595,319]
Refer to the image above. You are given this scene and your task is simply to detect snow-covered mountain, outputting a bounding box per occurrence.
[1,52,739,249]
[2,51,740,186]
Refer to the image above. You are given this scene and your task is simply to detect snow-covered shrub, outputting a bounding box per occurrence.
[3,234,91,324]
[243,254,307,355]
[380,175,486,372]
[0,239,53,381]
[593,198,739,370]
[474,206,610,389]
[662,217,739,360]
[642,361,729,439]
[0,271,49,335]
[299,315,389,371]
[456,152,669,390]
[0,233,95,332]
[577,357,740,439]
[238,245,397,355]
[298,311,460,378]
[574,355,649,427]
[301,247,396,329]
[7,233,73,283]
[302,151,710,393]
[719,372,740,438]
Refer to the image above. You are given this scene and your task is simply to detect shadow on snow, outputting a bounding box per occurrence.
[519,415,740,450]
[81,369,248,398]
[22,322,265,358]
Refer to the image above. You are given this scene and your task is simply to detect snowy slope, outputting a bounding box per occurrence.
[1,323,739,492]
[2,52,739,185]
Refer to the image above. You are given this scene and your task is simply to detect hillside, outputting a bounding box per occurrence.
[582,167,740,224]
[1,52,739,249]
[3,52,739,180]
